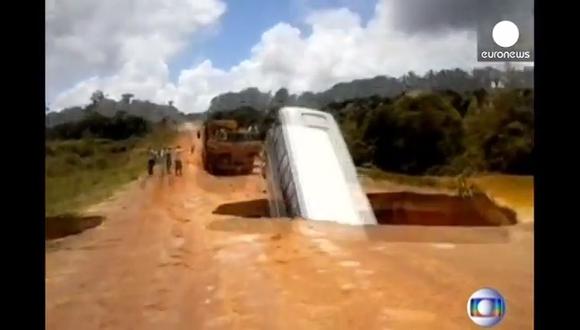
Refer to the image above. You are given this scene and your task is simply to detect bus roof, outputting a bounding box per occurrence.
[278,107,334,127]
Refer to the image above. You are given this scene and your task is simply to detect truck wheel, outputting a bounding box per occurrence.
[207,160,214,174]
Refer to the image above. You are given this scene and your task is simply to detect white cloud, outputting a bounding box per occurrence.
[46,0,226,105]
[49,0,510,113]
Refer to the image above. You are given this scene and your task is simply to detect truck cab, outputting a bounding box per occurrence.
[201,120,262,175]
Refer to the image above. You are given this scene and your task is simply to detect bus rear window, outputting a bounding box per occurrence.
[301,113,328,128]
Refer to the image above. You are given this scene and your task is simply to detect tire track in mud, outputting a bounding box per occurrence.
[47,134,198,330]
[137,150,226,329]
[102,144,211,328]
[260,224,388,329]
[46,175,167,329]
[190,180,287,327]
[248,222,462,329]
[90,177,178,329]
[46,130,534,330]
[135,136,254,329]
[46,130,284,329]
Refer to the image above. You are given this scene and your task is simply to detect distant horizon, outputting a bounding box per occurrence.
[47,0,533,113]
[47,64,533,114]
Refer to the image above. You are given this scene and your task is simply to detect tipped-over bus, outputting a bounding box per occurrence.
[263,106,377,226]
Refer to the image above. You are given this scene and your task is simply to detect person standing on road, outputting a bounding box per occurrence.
[147,147,156,176]
[165,147,173,175]
[155,148,164,174]
[174,145,183,176]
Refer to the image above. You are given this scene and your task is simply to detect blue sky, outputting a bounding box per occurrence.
[193,1,296,69]
[169,0,377,80]
[48,0,520,113]
[203,0,376,69]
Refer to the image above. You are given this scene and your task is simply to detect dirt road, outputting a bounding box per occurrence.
[46,132,533,330]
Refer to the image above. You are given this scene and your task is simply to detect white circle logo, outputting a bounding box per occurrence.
[492,20,519,48]
[467,288,506,327]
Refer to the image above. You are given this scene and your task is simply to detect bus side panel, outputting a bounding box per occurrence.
[276,127,303,217]
[280,124,306,218]
[326,122,378,225]
[264,131,287,217]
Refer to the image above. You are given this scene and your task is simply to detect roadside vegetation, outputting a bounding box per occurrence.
[45,112,176,217]
[331,88,533,176]
[45,85,533,226]
[358,167,461,190]
[211,88,533,177]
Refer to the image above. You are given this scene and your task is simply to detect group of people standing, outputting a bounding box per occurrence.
[148,146,183,176]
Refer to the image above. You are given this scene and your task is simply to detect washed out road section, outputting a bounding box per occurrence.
[46,131,533,330]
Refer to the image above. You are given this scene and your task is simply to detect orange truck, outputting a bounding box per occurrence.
[200,119,262,175]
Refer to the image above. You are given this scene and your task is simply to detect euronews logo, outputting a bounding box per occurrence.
[477,1,534,62]
[480,21,531,60]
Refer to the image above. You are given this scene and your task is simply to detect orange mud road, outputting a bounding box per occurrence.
[46,131,533,330]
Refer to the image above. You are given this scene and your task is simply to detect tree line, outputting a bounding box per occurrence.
[329,88,533,175]
[207,66,533,113]
[46,111,151,140]
[211,87,533,176]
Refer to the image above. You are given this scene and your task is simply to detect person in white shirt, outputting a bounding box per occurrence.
[156,149,164,175]
[164,147,173,175]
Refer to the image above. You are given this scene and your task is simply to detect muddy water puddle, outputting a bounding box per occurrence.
[45,214,105,240]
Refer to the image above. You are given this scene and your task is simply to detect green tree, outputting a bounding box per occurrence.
[363,94,464,174]
[461,89,533,174]
[90,90,105,105]
[121,93,134,104]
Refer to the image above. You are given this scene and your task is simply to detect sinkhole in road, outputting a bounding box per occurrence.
[366,192,516,226]
[45,214,105,240]
[212,192,517,226]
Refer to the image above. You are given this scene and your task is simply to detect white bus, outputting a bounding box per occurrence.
[263,107,377,226]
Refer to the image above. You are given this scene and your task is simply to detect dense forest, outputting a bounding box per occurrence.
[47,67,533,177]
[48,87,533,176]
[46,111,152,141]
[46,90,202,127]
[212,87,533,176]
[329,88,533,175]
[207,66,533,112]
[205,67,533,176]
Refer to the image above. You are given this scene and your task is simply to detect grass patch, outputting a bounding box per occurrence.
[358,167,461,190]
[45,127,176,217]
